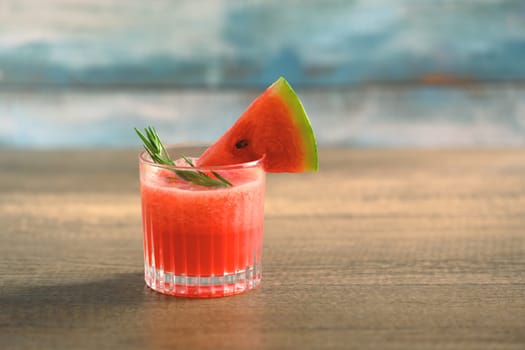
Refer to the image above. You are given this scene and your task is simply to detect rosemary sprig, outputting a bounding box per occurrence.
[181,155,233,187]
[135,126,232,188]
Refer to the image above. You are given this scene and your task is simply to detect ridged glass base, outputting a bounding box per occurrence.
[145,264,262,298]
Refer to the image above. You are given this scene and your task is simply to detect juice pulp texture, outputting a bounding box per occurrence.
[140,160,265,277]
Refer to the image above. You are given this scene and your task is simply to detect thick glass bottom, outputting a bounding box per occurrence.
[144,263,262,298]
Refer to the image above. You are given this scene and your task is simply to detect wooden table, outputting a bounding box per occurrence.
[1,149,524,349]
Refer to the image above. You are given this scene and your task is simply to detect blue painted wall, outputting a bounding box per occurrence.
[1,0,524,148]
[0,0,524,87]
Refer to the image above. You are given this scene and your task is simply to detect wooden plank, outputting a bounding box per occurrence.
[1,149,524,349]
[2,86,525,148]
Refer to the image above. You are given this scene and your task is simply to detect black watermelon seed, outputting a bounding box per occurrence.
[235,139,249,149]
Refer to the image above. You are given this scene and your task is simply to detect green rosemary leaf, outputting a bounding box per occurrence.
[135,128,154,151]
[180,154,231,187]
[135,126,232,188]
[174,169,229,188]
[212,171,233,187]
[181,155,195,167]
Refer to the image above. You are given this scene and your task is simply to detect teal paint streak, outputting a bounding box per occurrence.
[1,85,524,148]
[0,0,523,87]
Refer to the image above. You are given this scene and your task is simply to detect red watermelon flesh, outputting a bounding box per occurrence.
[197,77,318,172]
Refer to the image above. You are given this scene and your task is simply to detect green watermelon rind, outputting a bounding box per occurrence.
[271,77,319,171]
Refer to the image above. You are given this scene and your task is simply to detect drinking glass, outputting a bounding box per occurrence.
[139,145,265,297]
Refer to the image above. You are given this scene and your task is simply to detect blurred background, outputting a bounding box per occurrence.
[0,0,524,148]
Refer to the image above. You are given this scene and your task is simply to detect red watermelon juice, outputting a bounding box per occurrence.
[139,147,265,297]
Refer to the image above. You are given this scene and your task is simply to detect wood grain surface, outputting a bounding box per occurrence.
[1,148,524,349]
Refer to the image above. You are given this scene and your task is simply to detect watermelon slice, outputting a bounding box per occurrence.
[198,77,318,172]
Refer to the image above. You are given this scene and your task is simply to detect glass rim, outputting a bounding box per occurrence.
[139,143,265,170]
